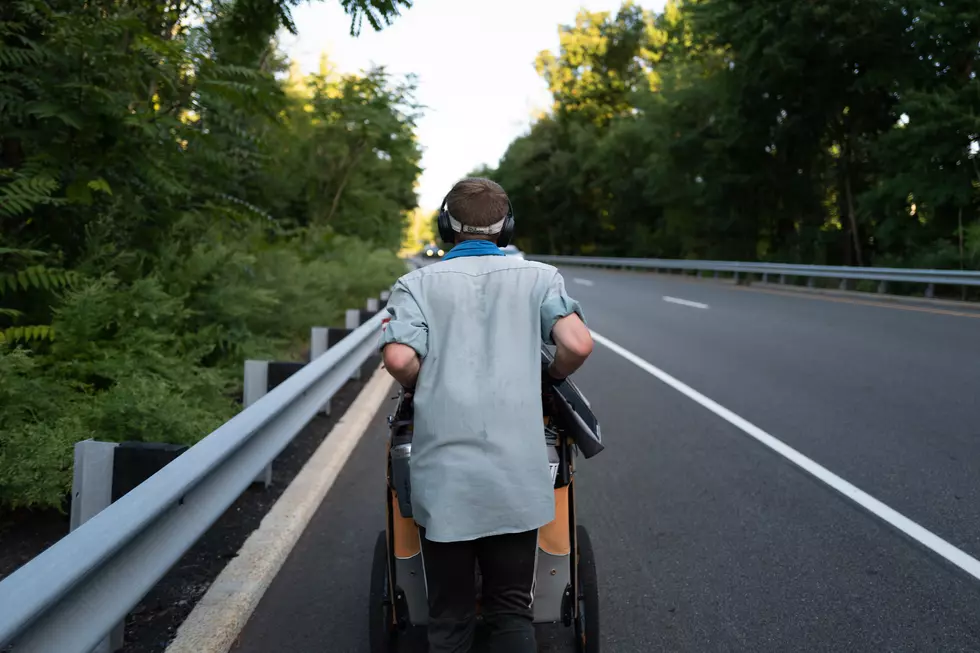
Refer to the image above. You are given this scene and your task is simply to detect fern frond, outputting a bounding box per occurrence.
[0,37,46,67]
[0,266,77,295]
[0,173,59,217]
[0,247,47,259]
[0,324,54,344]
[24,100,83,129]
[0,307,24,318]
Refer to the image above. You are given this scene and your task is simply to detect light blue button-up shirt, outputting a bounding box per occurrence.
[378,248,585,542]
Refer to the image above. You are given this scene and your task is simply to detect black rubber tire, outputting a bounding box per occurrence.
[369,530,396,653]
[575,525,600,653]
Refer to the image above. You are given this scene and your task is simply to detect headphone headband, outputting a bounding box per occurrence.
[437,183,516,247]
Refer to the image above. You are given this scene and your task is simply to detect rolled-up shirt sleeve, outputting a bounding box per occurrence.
[540,271,586,345]
[378,279,428,359]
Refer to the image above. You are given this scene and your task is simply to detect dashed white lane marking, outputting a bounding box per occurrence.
[590,330,980,583]
[663,296,708,309]
[573,278,594,287]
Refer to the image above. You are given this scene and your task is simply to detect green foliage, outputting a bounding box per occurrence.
[486,0,980,274]
[0,0,419,510]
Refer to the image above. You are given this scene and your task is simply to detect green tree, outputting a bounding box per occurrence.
[0,0,420,510]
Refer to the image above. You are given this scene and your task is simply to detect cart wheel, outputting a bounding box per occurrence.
[574,525,600,653]
[369,530,397,653]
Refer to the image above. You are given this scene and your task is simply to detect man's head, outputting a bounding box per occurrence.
[442,177,512,244]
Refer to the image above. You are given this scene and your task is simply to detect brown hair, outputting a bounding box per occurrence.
[446,178,510,233]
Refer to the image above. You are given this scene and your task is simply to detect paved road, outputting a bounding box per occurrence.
[233,267,980,652]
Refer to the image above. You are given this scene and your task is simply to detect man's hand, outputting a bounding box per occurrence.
[542,359,564,386]
[382,342,421,389]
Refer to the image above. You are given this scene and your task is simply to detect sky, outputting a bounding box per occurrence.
[279,0,665,212]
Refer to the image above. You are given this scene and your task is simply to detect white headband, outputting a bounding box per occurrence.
[447,210,506,235]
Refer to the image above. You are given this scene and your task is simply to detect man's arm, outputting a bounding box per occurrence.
[382,343,421,389]
[540,270,593,381]
[548,312,593,380]
[377,278,428,389]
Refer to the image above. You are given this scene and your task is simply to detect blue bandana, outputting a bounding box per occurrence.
[441,240,505,261]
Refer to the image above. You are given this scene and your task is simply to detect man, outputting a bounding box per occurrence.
[378,177,593,653]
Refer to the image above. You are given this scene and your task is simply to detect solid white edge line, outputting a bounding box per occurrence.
[164,365,395,653]
[573,278,595,287]
[589,330,980,583]
[663,296,709,309]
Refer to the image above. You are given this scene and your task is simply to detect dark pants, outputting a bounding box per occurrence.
[419,527,538,653]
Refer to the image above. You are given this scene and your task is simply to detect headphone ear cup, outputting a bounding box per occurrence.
[496,215,515,248]
[437,208,455,244]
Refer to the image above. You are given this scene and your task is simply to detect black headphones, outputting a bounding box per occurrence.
[437,187,515,248]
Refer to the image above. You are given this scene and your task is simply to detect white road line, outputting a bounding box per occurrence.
[590,330,980,583]
[663,296,709,309]
[573,278,594,287]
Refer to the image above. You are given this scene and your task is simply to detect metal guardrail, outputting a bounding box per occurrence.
[529,255,980,294]
[0,310,386,653]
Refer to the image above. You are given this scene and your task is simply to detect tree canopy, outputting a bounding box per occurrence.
[0,0,419,509]
[483,0,980,272]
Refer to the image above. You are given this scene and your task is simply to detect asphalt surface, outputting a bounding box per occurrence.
[233,266,980,652]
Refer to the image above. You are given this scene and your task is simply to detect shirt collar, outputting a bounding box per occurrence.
[441,240,505,261]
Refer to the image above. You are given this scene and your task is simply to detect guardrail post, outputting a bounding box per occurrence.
[346,309,362,380]
[696,270,702,279]
[878,280,888,294]
[733,271,740,284]
[70,440,187,653]
[925,283,935,298]
[762,273,768,283]
[839,279,848,291]
[713,271,719,279]
[807,277,815,288]
[70,440,125,653]
[779,274,786,285]
[244,360,273,487]
[310,327,330,416]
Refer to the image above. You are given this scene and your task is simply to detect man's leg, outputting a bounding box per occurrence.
[475,529,538,653]
[419,527,478,653]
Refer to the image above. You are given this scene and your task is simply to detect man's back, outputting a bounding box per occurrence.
[382,255,582,542]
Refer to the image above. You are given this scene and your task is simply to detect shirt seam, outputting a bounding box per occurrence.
[412,263,556,279]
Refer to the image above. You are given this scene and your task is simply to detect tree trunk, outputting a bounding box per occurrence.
[840,134,864,267]
[325,144,365,223]
[844,171,863,266]
[959,207,966,300]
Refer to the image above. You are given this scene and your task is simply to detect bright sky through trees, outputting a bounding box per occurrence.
[280,0,666,211]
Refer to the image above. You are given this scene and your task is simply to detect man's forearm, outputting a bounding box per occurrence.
[549,344,587,379]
